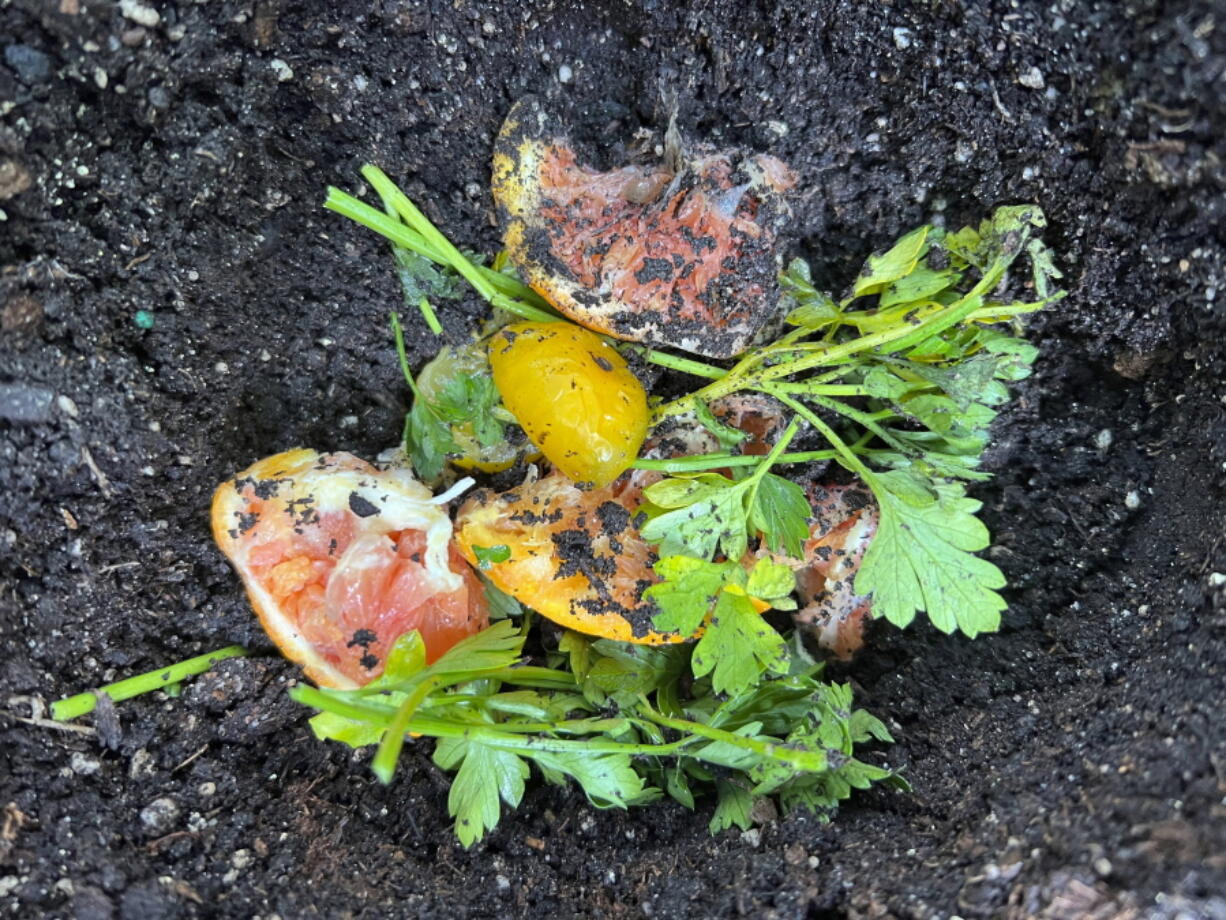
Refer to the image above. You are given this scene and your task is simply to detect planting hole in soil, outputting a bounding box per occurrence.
[2,2,1224,917]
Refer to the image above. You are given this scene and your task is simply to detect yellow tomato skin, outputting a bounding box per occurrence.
[489,322,648,488]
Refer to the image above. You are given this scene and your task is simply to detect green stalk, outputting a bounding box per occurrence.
[372,674,447,783]
[630,448,845,473]
[652,285,1000,423]
[637,703,828,773]
[765,389,875,481]
[52,645,249,721]
[325,186,559,323]
[624,345,727,380]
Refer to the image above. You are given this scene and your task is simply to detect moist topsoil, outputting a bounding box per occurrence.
[2,1,1225,917]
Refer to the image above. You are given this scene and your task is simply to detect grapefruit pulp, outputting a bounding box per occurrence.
[212,449,489,688]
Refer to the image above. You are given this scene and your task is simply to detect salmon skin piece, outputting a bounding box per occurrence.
[492,97,797,359]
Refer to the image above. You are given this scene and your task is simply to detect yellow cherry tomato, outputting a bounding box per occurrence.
[489,322,648,487]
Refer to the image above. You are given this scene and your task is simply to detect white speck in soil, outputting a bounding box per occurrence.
[558,64,573,83]
[1124,490,1141,510]
[139,798,180,834]
[70,752,101,775]
[1018,66,1046,90]
[119,0,160,28]
[893,27,913,50]
[270,59,294,82]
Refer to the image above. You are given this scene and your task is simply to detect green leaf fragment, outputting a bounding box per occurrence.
[709,779,755,834]
[472,543,511,570]
[440,740,529,848]
[645,556,734,637]
[748,472,811,558]
[856,474,1006,637]
[853,225,931,297]
[692,591,788,697]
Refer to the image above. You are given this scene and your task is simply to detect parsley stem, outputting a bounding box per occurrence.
[372,674,447,783]
[630,448,847,473]
[326,183,559,324]
[636,703,828,772]
[652,288,998,423]
[765,389,874,480]
[52,645,249,722]
[770,383,869,397]
[390,311,421,398]
[625,345,726,379]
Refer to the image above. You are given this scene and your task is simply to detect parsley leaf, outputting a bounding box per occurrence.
[855,471,1006,637]
[643,556,736,636]
[747,472,810,557]
[436,739,528,848]
[692,590,789,697]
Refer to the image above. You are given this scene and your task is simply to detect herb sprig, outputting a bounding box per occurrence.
[318,169,1063,840]
[294,620,904,846]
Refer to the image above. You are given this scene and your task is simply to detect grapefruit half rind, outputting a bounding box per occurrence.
[454,471,685,645]
[492,96,797,359]
[212,449,489,688]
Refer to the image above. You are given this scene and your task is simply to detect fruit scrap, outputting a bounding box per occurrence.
[492,96,797,358]
[786,482,879,659]
[454,469,683,644]
[488,321,649,488]
[212,449,489,688]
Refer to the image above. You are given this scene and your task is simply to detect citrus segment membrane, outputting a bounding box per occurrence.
[212,449,489,688]
[492,96,797,359]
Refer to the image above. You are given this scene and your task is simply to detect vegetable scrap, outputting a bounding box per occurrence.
[56,98,1065,847]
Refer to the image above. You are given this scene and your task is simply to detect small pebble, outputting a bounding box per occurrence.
[270,59,294,82]
[1018,66,1045,90]
[892,27,913,50]
[1094,429,1113,451]
[139,797,180,834]
[1207,572,1225,588]
[0,383,54,424]
[495,875,511,892]
[4,45,53,84]
[197,781,216,797]
[118,0,160,28]
[0,160,33,201]
[56,395,79,418]
[147,86,171,110]
[558,64,573,83]
[1124,490,1141,510]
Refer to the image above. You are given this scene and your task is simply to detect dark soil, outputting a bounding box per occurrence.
[3,1,1225,917]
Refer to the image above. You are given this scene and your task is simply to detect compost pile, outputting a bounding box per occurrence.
[2,1,1224,917]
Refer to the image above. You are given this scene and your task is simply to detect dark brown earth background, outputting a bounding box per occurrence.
[2,1,1225,917]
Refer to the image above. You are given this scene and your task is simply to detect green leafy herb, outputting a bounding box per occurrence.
[292,620,900,846]
[315,169,1064,843]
